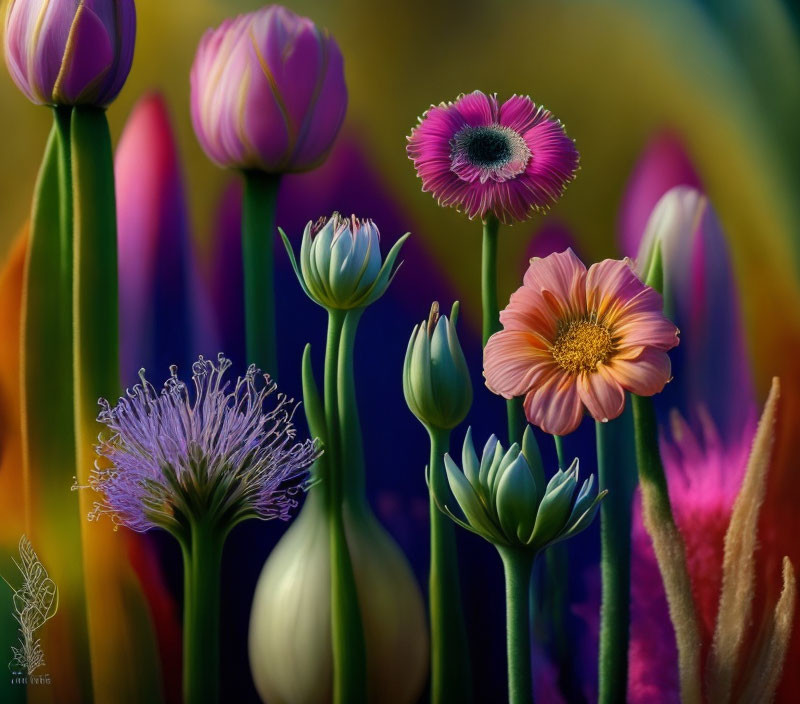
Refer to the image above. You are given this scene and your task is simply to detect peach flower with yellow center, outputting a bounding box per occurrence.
[483,249,679,436]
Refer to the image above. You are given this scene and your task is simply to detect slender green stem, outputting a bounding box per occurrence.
[325,308,366,704]
[553,435,566,470]
[596,420,631,704]
[499,547,535,704]
[337,310,366,505]
[481,216,501,345]
[242,171,280,376]
[181,521,225,704]
[481,215,523,445]
[427,426,472,704]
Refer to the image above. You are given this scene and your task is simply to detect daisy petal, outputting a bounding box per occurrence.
[608,347,672,396]
[484,330,556,398]
[523,248,587,318]
[577,366,626,422]
[523,371,584,436]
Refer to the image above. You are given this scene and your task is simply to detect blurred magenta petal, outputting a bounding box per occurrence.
[190,6,347,172]
[3,0,135,106]
[617,132,701,258]
[523,220,579,271]
[115,92,217,383]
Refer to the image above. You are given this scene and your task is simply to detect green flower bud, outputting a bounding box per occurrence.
[280,213,409,310]
[431,427,606,553]
[403,301,473,431]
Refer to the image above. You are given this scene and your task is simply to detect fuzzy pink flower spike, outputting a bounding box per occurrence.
[483,248,679,435]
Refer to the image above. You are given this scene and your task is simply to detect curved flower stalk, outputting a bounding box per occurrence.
[257,219,424,704]
[403,302,473,704]
[432,428,605,704]
[4,0,136,107]
[79,354,318,704]
[190,5,347,374]
[407,90,579,445]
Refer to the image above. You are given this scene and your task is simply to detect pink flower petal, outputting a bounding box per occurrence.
[614,313,679,350]
[483,330,555,398]
[586,258,645,322]
[498,284,558,339]
[453,90,496,126]
[608,348,672,396]
[523,369,584,436]
[577,366,626,422]
[498,94,540,133]
[523,248,587,318]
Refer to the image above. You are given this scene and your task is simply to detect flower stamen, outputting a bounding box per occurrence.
[552,319,613,374]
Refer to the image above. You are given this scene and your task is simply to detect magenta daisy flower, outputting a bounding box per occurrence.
[406,91,579,224]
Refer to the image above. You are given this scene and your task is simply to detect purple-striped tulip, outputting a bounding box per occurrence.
[190,5,347,173]
[4,0,135,106]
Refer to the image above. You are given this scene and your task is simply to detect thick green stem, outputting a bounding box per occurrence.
[481,216,522,445]
[181,522,225,704]
[499,547,535,704]
[242,171,280,375]
[20,109,93,698]
[325,308,366,704]
[596,420,631,704]
[427,426,472,704]
[71,106,162,703]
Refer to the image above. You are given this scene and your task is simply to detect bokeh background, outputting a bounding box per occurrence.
[1,0,800,702]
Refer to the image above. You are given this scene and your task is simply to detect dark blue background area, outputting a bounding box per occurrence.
[135,138,636,703]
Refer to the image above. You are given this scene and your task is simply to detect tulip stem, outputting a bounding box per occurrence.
[596,419,631,704]
[181,521,226,704]
[427,426,473,704]
[71,106,162,701]
[242,170,280,376]
[325,308,366,704]
[481,215,524,445]
[553,435,566,470]
[498,547,535,704]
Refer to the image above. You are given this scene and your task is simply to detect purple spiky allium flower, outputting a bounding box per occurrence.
[407,91,579,224]
[82,354,319,535]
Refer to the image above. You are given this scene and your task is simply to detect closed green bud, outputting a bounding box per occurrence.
[403,301,472,431]
[431,428,606,554]
[280,213,409,310]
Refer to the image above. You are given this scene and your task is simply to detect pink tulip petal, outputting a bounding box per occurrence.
[523,370,584,436]
[577,366,626,422]
[484,330,555,398]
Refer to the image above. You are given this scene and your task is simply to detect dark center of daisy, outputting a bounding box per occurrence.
[551,319,613,374]
[463,127,513,167]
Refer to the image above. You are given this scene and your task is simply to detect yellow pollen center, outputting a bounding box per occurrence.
[552,320,613,374]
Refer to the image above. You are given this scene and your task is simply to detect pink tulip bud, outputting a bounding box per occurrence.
[190,5,347,173]
[4,0,135,107]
